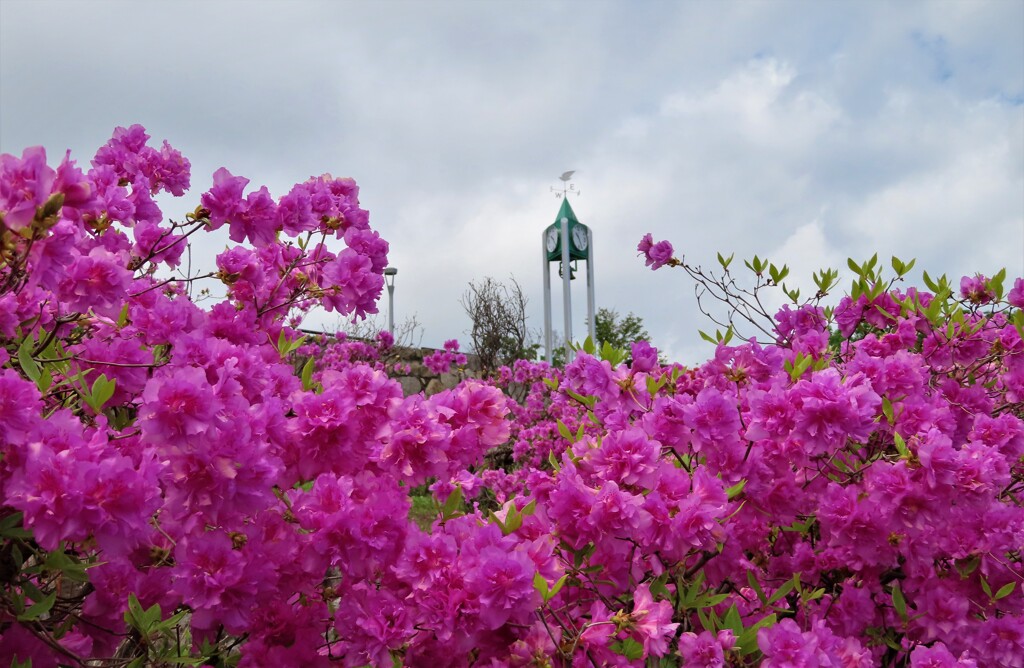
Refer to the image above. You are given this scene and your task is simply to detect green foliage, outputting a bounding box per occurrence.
[408,494,437,531]
[595,307,652,350]
[533,572,568,604]
[122,594,202,666]
[489,499,537,536]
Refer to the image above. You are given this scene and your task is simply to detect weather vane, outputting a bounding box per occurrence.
[551,170,580,199]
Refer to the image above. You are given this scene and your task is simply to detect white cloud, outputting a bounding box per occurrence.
[1,0,1021,357]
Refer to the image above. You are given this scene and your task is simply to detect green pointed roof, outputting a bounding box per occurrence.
[554,197,580,225]
[545,197,589,261]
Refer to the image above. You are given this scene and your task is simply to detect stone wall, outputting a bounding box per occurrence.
[298,329,484,397]
[384,345,484,397]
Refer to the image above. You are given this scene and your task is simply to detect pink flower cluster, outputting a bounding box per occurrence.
[424,338,469,374]
[1,130,1022,667]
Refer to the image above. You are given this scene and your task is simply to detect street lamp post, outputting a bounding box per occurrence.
[384,267,397,335]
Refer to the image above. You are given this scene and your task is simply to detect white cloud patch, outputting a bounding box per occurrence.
[2,0,1021,356]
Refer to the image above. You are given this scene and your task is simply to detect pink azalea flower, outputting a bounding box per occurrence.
[637,232,675,270]
[628,583,678,657]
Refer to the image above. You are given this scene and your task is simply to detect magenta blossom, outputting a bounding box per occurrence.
[1007,277,1024,308]
[628,583,679,657]
[0,146,57,231]
[959,274,995,305]
[637,233,675,270]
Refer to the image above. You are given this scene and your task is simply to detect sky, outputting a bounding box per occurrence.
[2,0,1022,364]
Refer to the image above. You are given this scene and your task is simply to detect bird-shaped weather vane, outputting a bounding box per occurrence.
[551,170,580,199]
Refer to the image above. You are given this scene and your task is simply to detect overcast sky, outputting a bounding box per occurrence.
[2,0,1022,363]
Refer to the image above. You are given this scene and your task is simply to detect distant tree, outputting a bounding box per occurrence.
[594,307,652,349]
[460,276,536,371]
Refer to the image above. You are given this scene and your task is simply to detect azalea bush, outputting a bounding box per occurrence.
[1,127,1022,668]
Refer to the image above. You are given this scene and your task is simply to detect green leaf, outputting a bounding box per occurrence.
[881,397,894,424]
[874,304,898,322]
[646,375,666,397]
[17,336,41,384]
[682,570,705,608]
[785,353,814,382]
[598,341,627,366]
[725,479,747,501]
[158,609,189,630]
[768,263,789,285]
[697,592,730,607]
[300,357,315,391]
[994,581,1016,600]
[893,433,911,459]
[17,591,55,621]
[41,548,92,582]
[277,332,307,357]
[36,366,52,393]
[891,581,908,622]
[722,605,743,634]
[126,593,145,629]
[0,511,26,534]
[954,555,981,578]
[533,572,567,604]
[503,505,524,535]
[548,574,568,600]
[991,267,1007,299]
[87,374,117,412]
[980,576,993,598]
[746,570,767,605]
[572,543,595,569]
[804,587,826,602]
[610,638,644,661]
[736,613,776,655]
[780,516,814,533]
[556,419,574,442]
[440,486,464,522]
[532,572,549,600]
[564,388,596,408]
[21,580,45,605]
[697,605,717,633]
[649,574,671,599]
[767,574,799,606]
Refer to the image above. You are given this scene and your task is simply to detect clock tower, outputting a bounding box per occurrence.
[542,193,595,364]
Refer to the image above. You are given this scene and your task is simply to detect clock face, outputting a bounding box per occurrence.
[546,228,559,252]
[572,226,588,251]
